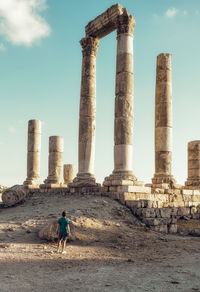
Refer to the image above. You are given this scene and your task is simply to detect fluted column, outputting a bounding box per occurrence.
[24,120,41,188]
[44,136,64,185]
[152,53,175,186]
[72,37,99,187]
[104,10,138,187]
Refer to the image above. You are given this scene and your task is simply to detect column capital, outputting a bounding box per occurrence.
[117,9,136,35]
[80,37,99,57]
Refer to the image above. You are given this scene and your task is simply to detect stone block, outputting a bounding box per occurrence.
[193,190,200,195]
[160,208,171,218]
[152,224,168,233]
[182,189,193,195]
[85,4,123,38]
[191,213,200,219]
[142,208,156,218]
[191,206,198,214]
[155,208,161,218]
[177,207,190,216]
[171,208,178,216]
[168,224,177,234]
[142,218,160,226]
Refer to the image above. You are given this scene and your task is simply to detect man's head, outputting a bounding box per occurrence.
[62,211,66,217]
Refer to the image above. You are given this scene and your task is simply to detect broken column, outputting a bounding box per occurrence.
[44,136,64,186]
[104,10,139,188]
[71,37,99,187]
[152,53,176,187]
[63,164,74,185]
[24,119,41,188]
[185,141,200,188]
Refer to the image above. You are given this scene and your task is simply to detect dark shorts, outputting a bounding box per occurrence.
[58,232,68,241]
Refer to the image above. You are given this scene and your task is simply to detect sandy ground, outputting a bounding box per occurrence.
[0,192,200,292]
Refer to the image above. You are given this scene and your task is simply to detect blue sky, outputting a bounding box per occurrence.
[0,0,200,186]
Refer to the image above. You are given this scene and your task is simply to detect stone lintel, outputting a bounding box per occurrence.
[85,4,124,38]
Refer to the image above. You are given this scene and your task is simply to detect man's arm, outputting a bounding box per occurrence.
[67,223,71,234]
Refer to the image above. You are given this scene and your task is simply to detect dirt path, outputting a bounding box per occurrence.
[0,192,200,291]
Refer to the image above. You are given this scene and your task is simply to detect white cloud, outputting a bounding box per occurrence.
[8,125,16,133]
[0,43,5,51]
[165,8,178,18]
[0,0,51,46]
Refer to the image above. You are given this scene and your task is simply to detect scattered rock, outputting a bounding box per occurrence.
[189,229,200,237]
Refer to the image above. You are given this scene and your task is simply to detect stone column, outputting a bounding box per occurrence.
[63,164,74,185]
[185,141,200,188]
[104,10,139,187]
[24,120,41,188]
[72,37,99,187]
[152,53,175,187]
[44,136,64,185]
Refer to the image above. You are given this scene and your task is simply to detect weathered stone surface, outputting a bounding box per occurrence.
[168,223,177,234]
[85,4,123,38]
[185,141,200,187]
[79,117,96,143]
[155,152,172,175]
[2,185,27,206]
[117,9,136,35]
[115,72,133,95]
[38,219,58,241]
[72,36,99,188]
[24,120,41,187]
[115,95,133,118]
[152,53,175,187]
[44,136,64,185]
[114,118,133,145]
[116,53,133,73]
[63,164,74,185]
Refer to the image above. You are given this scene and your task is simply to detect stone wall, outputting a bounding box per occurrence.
[103,187,200,233]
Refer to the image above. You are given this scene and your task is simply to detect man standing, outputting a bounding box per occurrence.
[56,211,70,254]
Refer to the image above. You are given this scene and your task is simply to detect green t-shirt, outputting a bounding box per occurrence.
[58,217,70,233]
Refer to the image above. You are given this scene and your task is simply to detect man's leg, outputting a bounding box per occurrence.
[57,234,62,252]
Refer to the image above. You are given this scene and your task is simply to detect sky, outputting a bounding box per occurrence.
[0,0,200,187]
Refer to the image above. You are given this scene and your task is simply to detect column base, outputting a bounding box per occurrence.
[44,176,63,185]
[23,178,41,189]
[69,173,100,188]
[103,170,143,190]
[152,174,176,189]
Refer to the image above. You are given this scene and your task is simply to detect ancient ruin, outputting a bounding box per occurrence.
[2,4,200,235]
[42,136,65,188]
[23,119,41,189]
[152,53,176,188]
[69,4,140,190]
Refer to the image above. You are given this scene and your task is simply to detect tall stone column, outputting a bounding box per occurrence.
[44,136,64,185]
[185,141,200,188]
[152,53,175,187]
[72,37,99,187]
[104,10,139,187]
[24,120,41,188]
